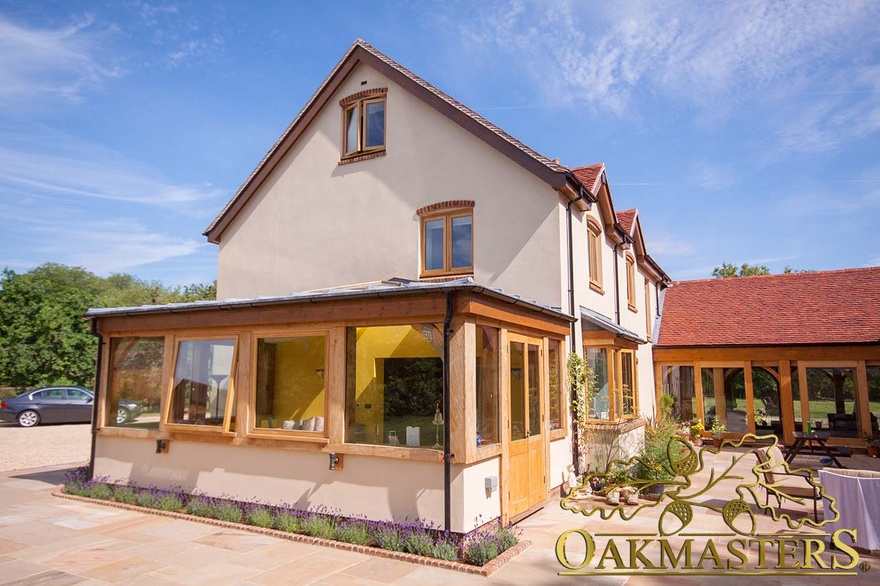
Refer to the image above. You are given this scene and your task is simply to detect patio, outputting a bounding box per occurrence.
[1,449,880,584]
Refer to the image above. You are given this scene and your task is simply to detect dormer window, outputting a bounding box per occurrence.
[340,88,387,160]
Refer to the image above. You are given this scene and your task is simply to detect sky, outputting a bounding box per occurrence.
[1,0,878,288]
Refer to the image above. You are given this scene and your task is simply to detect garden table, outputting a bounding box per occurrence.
[784,431,846,469]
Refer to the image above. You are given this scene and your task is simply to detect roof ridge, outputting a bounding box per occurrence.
[354,41,567,174]
[672,265,880,286]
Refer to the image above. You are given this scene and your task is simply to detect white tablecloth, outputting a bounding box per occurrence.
[820,468,880,551]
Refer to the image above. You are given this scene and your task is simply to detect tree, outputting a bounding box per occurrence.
[0,264,103,388]
[0,264,217,389]
[711,262,771,278]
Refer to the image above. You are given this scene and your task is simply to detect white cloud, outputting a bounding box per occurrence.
[5,213,204,275]
[453,0,880,152]
[0,130,223,214]
[0,15,121,105]
[645,231,695,258]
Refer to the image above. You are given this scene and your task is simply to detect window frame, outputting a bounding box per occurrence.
[626,253,637,312]
[548,337,568,440]
[247,328,331,443]
[104,335,167,429]
[420,209,474,277]
[644,279,653,341]
[587,217,604,294]
[163,335,239,435]
[340,91,387,160]
[583,343,639,423]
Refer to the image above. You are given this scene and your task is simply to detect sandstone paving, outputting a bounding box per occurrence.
[0,458,879,585]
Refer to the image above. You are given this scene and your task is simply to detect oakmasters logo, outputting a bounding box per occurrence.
[556,435,864,577]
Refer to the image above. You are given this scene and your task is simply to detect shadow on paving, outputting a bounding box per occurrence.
[11,466,76,486]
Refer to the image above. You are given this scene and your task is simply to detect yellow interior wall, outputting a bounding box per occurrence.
[273,336,325,421]
[353,325,442,436]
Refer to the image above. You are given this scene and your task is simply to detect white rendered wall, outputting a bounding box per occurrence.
[216,62,564,309]
[95,436,502,534]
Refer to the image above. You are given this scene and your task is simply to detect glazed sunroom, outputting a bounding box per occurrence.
[86,278,573,533]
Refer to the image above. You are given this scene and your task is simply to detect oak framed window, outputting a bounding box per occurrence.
[584,345,639,422]
[250,331,329,440]
[548,338,567,439]
[341,89,387,160]
[644,279,653,341]
[165,337,238,433]
[105,336,165,429]
[587,217,603,293]
[421,210,473,277]
[626,253,637,312]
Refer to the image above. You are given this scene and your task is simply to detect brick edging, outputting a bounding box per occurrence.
[52,490,529,577]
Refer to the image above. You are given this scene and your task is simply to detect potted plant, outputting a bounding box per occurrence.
[710,419,726,447]
[689,420,704,446]
[864,433,880,458]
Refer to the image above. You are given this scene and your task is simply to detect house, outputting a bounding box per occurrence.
[86,39,669,533]
[654,267,880,447]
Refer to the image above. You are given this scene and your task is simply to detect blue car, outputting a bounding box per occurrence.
[0,386,141,427]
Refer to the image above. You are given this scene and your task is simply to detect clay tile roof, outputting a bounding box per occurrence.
[570,163,604,194]
[656,267,880,347]
[617,209,637,234]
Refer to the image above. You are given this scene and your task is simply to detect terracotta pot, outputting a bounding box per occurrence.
[868,446,880,458]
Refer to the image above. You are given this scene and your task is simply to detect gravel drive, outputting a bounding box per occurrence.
[0,422,91,472]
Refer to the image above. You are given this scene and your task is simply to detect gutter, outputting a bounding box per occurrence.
[88,318,103,480]
[442,292,454,532]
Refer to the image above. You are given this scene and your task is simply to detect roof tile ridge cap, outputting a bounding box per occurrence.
[359,41,566,173]
[205,40,362,235]
[571,162,604,171]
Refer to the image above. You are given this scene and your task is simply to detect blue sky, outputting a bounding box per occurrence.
[1,1,878,287]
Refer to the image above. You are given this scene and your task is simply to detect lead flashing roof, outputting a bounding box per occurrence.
[85,277,575,323]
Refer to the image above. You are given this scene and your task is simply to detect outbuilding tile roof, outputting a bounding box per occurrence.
[656,267,880,347]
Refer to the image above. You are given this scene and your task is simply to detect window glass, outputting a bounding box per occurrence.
[528,344,541,436]
[587,348,609,420]
[626,257,636,308]
[867,367,880,437]
[588,226,602,287]
[621,351,635,417]
[364,100,385,148]
[548,339,562,430]
[67,389,90,401]
[450,215,473,268]
[345,105,359,153]
[37,389,65,400]
[107,337,164,428]
[169,339,235,427]
[510,341,526,440]
[345,324,444,448]
[255,336,325,432]
[475,326,499,446]
[752,368,781,433]
[424,219,445,271]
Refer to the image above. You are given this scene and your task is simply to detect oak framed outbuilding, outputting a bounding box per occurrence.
[87,279,575,533]
[654,268,880,448]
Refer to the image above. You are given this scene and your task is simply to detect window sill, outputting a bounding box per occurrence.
[589,281,605,295]
[418,273,474,282]
[327,443,444,462]
[627,303,638,313]
[549,428,567,441]
[338,150,386,165]
[246,430,329,444]
[582,418,646,433]
[97,427,161,440]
